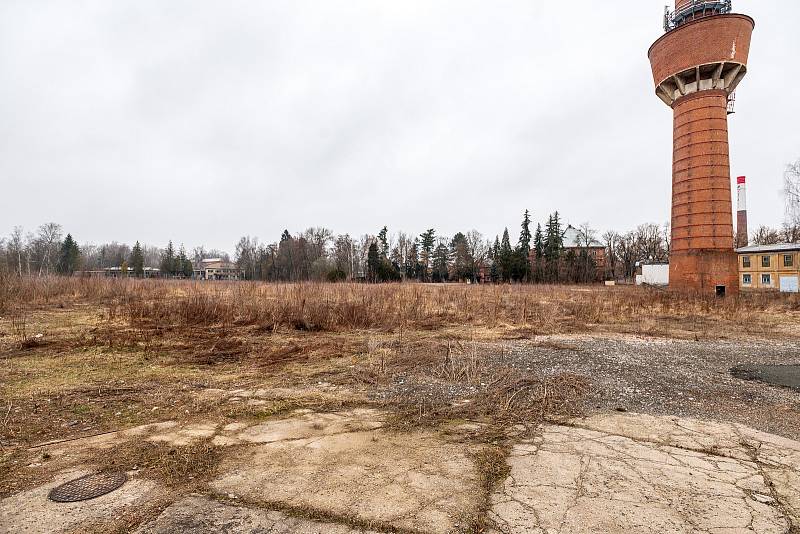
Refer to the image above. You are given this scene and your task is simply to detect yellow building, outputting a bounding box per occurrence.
[737,244,800,292]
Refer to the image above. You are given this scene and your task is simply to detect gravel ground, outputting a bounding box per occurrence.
[731,363,800,391]
[503,334,800,440]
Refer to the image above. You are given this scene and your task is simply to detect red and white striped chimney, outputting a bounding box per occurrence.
[736,176,748,248]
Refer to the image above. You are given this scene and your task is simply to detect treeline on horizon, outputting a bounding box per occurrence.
[0,210,682,284]
[4,160,798,284]
[0,160,800,283]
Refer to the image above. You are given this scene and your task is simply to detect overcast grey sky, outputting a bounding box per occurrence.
[1,0,798,252]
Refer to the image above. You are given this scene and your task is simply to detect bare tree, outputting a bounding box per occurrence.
[576,223,597,249]
[191,246,207,266]
[465,230,488,281]
[634,223,668,263]
[781,223,800,243]
[390,232,413,279]
[574,223,598,280]
[302,227,333,264]
[751,225,781,246]
[8,226,26,276]
[34,223,63,276]
[79,243,99,269]
[0,237,6,274]
[785,159,800,226]
[602,231,620,280]
[615,232,638,280]
[334,234,356,279]
[235,236,260,280]
[355,235,374,279]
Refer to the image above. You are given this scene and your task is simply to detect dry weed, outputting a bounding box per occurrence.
[361,339,590,431]
[97,439,221,490]
[10,310,39,349]
[4,277,799,337]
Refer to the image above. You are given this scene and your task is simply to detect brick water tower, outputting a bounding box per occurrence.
[648,0,754,295]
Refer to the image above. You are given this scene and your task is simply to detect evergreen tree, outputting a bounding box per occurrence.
[533,224,544,283]
[367,242,380,283]
[57,234,81,275]
[177,245,193,278]
[515,210,533,282]
[419,229,436,282]
[449,232,471,281]
[130,241,145,277]
[432,242,450,282]
[543,212,564,282]
[373,226,401,281]
[160,241,176,276]
[277,230,294,280]
[499,228,513,282]
[407,240,420,281]
[488,237,499,283]
[377,227,389,258]
[533,224,544,258]
[518,209,532,252]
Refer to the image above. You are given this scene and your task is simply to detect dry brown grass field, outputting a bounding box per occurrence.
[2,276,800,532]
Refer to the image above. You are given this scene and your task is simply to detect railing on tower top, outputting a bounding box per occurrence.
[664,0,733,32]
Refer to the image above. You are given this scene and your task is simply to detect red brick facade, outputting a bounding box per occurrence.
[648,5,754,295]
[648,15,755,88]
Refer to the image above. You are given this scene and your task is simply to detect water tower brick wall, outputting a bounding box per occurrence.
[671,90,734,253]
[648,15,754,86]
[648,7,754,295]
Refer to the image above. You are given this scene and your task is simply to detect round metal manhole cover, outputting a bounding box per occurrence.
[48,472,127,503]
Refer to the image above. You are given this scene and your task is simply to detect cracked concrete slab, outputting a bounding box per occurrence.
[212,429,483,533]
[15,408,800,533]
[576,412,800,526]
[38,409,385,454]
[490,413,799,533]
[0,469,159,534]
[135,495,380,533]
[208,408,384,447]
[197,386,365,408]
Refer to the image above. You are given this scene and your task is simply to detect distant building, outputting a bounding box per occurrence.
[562,225,606,274]
[193,258,244,281]
[102,266,160,278]
[75,267,160,278]
[737,244,800,292]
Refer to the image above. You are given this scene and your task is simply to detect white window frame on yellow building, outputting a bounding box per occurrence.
[737,244,800,291]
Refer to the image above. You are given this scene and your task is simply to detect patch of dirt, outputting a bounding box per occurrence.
[0,382,203,449]
[96,440,222,490]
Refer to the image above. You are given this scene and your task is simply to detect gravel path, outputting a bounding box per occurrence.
[503,334,800,440]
